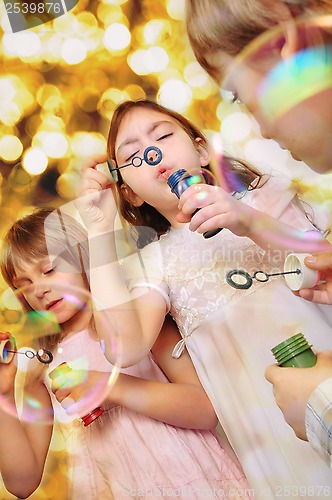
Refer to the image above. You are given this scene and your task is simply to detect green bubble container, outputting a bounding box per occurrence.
[271,333,317,368]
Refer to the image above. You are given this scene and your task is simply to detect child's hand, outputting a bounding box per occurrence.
[0,332,17,397]
[50,368,111,415]
[177,184,253,237]
[75,154,118,235]
[265,351,332,440]
[297,251,332,304]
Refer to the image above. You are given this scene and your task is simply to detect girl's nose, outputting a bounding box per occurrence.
[33,282,51,298]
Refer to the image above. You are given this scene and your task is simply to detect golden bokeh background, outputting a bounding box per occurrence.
[0,1,329,499]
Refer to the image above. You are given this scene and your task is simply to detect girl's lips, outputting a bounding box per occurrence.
[158,168,173,180]
[46,298,63,310]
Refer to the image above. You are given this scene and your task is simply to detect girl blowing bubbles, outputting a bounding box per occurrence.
[0,208,249,499]
[78,99,332,499]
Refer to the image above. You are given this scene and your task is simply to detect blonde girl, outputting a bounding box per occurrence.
[0,208,249,499]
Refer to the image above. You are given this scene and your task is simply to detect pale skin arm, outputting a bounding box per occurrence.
[0,333,53,498]
[265,351,332,441]
[76,155,168,367]
[52,316,218,430]
[178,184,331,257]
[296,251,332,304]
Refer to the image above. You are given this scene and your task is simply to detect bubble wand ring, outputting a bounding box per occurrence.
[226,268,301,290]
[107,145,163,181]
[4,348,53,364]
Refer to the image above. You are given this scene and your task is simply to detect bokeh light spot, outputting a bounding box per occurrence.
[158,79,192,112]
[144,47,169,73]
[35,132,69,158]
[71,132,107,157]
[104,23,131,51]
[0,135,23,162]
[14,32,41,58]
[22,148,48,175]
[220,112,252,143]
[61,38,87,65]
[166,0,185,20]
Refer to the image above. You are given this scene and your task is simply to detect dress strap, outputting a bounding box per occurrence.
[172,338,186,359]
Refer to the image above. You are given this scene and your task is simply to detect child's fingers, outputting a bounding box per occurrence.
[180,190,213,215]
[178,184,211,210]
[305,251,332,273]
[61,397,76,411]
[78,169,109,195]
[0,331,12,341]
[191,213,225,234]
[80,153,108,172]
[50,376,69,392]
[189,204,225,232]
[55,388,94,416]
[176,212,192,224]
[264,363,279,385]
[52,386,71,402]
[95,162,116,185]
[298,285,332,304]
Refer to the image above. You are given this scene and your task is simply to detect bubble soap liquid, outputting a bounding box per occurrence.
[271,333,317,368]
[49,362,104,426]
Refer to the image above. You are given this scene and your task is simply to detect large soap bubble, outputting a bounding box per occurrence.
[0,282,121,426]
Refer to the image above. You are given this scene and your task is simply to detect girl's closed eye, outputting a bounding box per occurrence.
[157,133,173,141]
[44,267,56,275]
[125,150,140,162]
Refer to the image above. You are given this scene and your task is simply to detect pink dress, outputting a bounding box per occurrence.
[45,329,250,499]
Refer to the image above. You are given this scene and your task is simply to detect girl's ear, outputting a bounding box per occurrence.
[120,183,144,207]
[269,3,305,60]
[280,21,302,60]
[195,137,210,167]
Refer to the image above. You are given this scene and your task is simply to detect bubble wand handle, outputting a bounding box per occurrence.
[167,169,223,238]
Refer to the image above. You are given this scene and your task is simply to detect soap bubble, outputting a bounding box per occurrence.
[0,282,121,425]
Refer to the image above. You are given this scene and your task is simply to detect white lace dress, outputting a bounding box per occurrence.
[124,176,332,499]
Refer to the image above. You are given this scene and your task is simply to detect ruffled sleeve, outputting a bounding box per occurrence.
[121,240,170,312]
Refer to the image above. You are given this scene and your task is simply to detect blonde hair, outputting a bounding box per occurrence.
[107,99,264,248]
[186,0,332,79]
[0,208,90,350]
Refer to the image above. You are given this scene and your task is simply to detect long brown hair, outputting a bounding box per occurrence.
[0,208,90,351]
[107,99,264,247]
[186,0,332,79]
